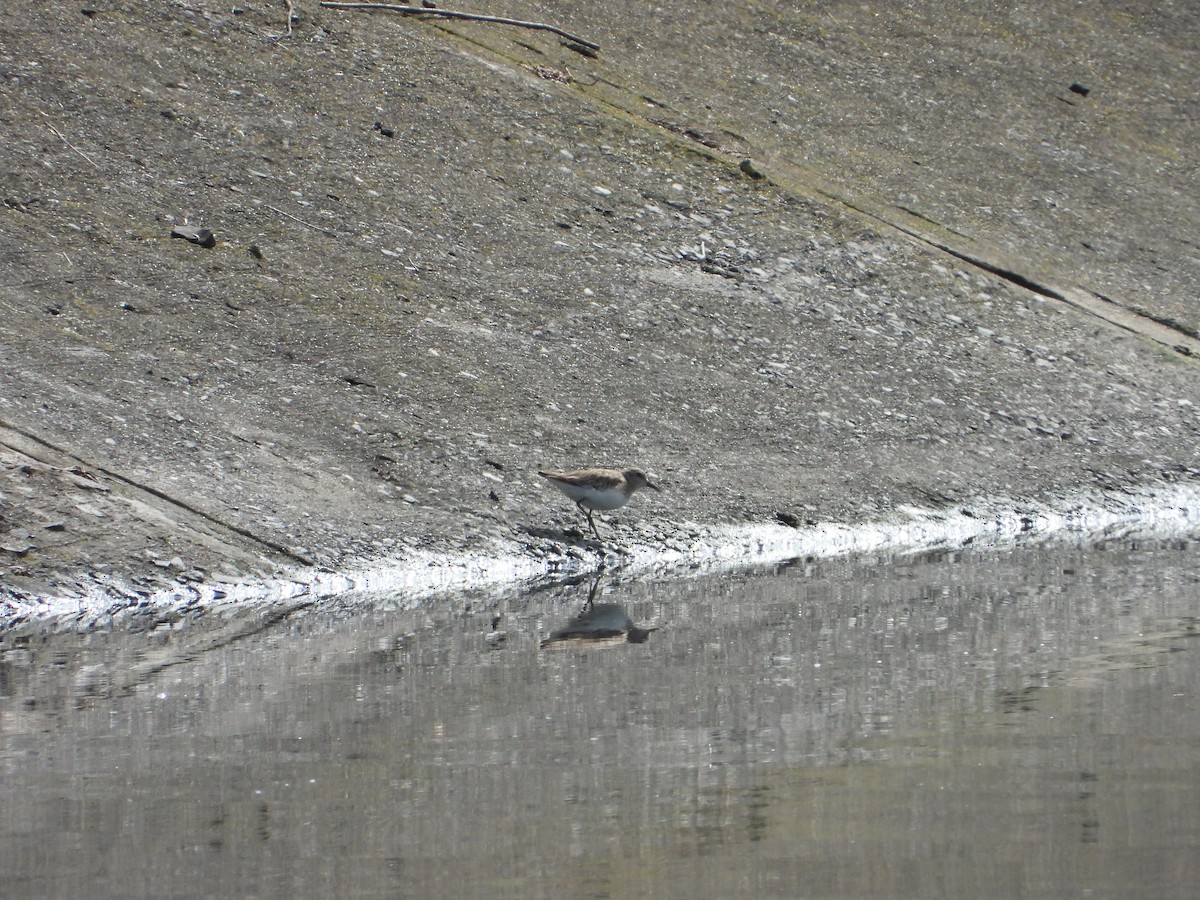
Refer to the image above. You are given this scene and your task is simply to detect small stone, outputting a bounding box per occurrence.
[171,225,216,248]
[739,158,764,180]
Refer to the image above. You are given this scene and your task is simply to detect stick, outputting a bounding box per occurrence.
[41,115,102,170]
[319,2,600,51]
[264,204,339,237]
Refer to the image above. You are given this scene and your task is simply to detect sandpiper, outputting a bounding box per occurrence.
[537,466,659,540]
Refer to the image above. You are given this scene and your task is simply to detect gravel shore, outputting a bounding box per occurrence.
[2,1,1198,624]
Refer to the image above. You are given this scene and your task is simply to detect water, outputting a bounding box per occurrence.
[2,538,1199,899]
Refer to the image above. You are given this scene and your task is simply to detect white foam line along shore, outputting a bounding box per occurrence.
[4,481,1199,628]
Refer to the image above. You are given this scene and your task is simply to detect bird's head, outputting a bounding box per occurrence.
[624,468,660,492]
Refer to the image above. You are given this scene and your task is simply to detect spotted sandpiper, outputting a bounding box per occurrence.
[537,466,659,539]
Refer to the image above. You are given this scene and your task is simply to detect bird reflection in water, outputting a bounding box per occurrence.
[539,570,658,650]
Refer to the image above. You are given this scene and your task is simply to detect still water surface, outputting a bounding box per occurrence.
[2,536,1199,898]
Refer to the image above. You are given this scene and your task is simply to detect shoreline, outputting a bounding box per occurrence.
[2,3,1197,632]
[6,478,1197,631]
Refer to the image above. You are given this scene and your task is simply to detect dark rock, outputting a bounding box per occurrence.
[739,158,764,180]
[170,225,216,248]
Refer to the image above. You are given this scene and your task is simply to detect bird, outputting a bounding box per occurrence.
[537,466,659,540]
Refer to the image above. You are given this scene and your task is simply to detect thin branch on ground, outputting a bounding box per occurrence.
[318,2,600,51]
[41,114,102,170]
[263,204,339,237]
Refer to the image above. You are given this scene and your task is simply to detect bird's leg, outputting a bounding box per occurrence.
[583,567,604,609]
[577,501,603,541]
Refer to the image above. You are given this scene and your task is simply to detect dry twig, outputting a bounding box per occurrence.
[264,204,339,237]
[41,114,102,170]
[319,2,600,51]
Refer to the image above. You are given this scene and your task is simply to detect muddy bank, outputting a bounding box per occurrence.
[2,1,1198,621]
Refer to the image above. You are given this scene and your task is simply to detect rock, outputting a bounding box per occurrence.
[170,225,216,248]
[739,158,765,180]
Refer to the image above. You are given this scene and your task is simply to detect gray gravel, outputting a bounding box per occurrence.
[1,0,1198,622]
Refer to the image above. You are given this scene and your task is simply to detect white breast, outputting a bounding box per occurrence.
[558,483,629,510]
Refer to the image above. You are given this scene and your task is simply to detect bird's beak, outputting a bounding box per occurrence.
[647,480,661,491]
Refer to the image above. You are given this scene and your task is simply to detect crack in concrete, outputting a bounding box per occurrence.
[892,226,1200,359]
[0,420,313,568]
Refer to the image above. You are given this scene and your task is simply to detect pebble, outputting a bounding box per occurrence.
[739,158,765,180]
[170,225,216,248]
